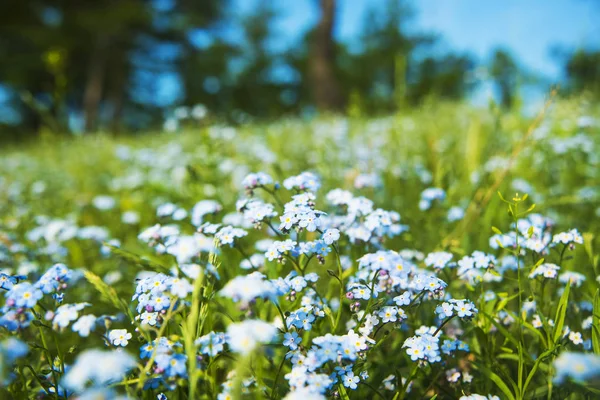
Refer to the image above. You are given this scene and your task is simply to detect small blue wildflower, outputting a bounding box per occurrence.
[441,340,457,355]
[341,372,360,390]
[0,274,19,290]
[322,229,340,245]
[283,332,302,350]
[163,353,187,378]
[6,283,43,308]
[554,352,600,383]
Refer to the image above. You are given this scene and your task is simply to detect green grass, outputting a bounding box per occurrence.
[0,97,599,399]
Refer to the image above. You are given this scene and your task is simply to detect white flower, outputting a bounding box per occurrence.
[109,329,132,347]
[569,331,584,345]
[72,315,97,337]
[62,349,136,392]
[226,320,278,354]
[54,303,90,329]
[92,195,116,210]
[121,211,140,224]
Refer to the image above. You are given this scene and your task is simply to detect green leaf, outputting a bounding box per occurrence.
[586,386,600,395]
[492,226,503,235]
[524,384,549,398]
[531,257,545,270]
[593,289,600,354]
[498,191,508,203]
[583,232,595,263]
[527,226,534,238]
[496,292,520,313]
[521,348,556,395]
[553,281,571,345]
[105,244,170,273]
[27,343,48,351]
[338,383,351,400]
[497,353,521,362]
[475,364,516,400]
[483,312,521,349]
[518,343,524,397]
[83,270,129,314]
[517,316,548,349]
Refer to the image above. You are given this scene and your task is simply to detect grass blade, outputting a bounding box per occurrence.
[552,281,570,345]
[593,289,600,354]
[475,364,516,400]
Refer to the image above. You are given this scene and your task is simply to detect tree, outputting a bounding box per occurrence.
[407,54,475,104]
[564,49,600,96]
[0,0,221,135]
[337,0,434,113]
[309,0,343,112]
[490,48,519,109]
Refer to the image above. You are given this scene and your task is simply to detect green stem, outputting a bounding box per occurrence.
[433,315,456,336]
[332,244,345,333]
[273,301,289,333]
[37,326,60,399]
[270,355,287,400]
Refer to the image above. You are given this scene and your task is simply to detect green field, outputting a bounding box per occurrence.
[1,98,599,399]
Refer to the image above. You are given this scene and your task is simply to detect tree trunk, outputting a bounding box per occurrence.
[309,0,342,111]
[107,48,127,134]
[83,36,110,133]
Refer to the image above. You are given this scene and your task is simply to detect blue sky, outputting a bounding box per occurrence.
[234,0,598,80]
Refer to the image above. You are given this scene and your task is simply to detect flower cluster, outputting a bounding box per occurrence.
[133,273,193,326]
[1,151,597,400]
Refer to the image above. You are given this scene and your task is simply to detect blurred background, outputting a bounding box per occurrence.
[0,0,598,140]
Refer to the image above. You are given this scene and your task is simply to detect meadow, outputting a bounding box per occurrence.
[0,97,599,399]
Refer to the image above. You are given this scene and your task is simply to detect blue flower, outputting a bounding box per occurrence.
[393,292,412,306]
[341,372,360,390]
[6,283,43,308]
[164,353,187,378]
[314,240,331,256]
[196,331,226,357]
[140,342,156,359]
[378,306,399,323]
[322,229,340,245]
[403,331,441,363]
[0,310,34,331]
[62,349,136,392]
[301,313,316,330]
[457,341,470,352]
[0,338,28,363]
[441,340,457,355]
[283,172,321,192]
[35,263,72,294]
[242,172,273,189]
[53,303,89,329]
[0,274,19,290]
[72,314,97,337]
[350,285,371,300]
[283,332,302,350]
[554,352,600,384]
[447,206,465,222]
[435,302,454,319]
